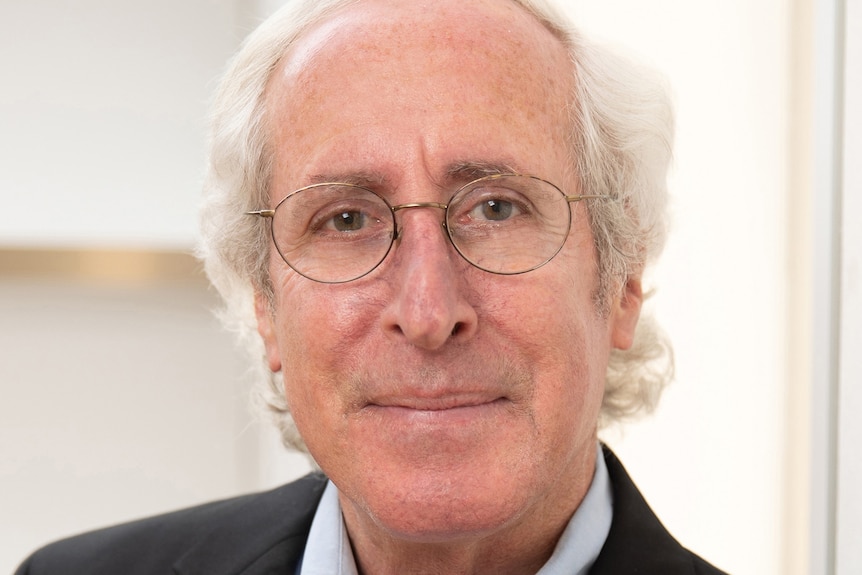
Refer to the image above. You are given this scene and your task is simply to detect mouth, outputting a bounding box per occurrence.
[367,393,506,412]
[360,394,510,429]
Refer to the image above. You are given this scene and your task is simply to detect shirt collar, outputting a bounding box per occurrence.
[535,442,613,575]
[298,479,358,575]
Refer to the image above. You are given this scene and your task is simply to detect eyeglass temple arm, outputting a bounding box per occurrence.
[246,210,275,218]
[566,194,608,203]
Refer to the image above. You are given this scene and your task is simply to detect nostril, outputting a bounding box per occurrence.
[451,322,462,336]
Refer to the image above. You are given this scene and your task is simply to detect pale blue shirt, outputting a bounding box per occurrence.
[299,444,613,575]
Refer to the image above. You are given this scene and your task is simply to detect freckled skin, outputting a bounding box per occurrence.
[254,1,643,573]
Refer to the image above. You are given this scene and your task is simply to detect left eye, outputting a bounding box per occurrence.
[330,210,367,231]
[472,199,516,221]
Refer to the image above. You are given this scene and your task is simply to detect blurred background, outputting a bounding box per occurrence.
[1,0,859,574]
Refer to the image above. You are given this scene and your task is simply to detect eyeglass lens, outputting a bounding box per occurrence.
[268,175,573,283]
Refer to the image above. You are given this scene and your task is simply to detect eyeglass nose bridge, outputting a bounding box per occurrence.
[391,201,449,212]
[389,201,450,240]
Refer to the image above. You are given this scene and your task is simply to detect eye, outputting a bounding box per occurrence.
[453,186,529,225]
[305,196,391,239]
[272,184,395,273]
[330,210,367,232]
[472,198,516,221]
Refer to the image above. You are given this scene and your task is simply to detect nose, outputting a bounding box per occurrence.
[380,207,478,350]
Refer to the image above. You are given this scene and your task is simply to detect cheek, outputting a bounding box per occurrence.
[269,274,386,418]
[489,259,608,426]
[271,269,380,358]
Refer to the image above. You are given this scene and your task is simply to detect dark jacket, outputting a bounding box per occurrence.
[16,448,728,574]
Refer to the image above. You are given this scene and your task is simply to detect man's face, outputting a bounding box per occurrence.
[256,0,641,546]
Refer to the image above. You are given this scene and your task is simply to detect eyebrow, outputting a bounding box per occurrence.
[446,161,520,182]
[306,160,520,190]
[307,171,390,187]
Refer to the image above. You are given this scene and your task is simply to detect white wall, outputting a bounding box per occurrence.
[0,0,237,248]
[836,1,862,573]
[0,277,254,572]
[0,2,264,572]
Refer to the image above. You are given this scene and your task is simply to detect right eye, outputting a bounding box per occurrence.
[304,197,391,240]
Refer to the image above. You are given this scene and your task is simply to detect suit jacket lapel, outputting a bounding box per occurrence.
[173,473,327,575]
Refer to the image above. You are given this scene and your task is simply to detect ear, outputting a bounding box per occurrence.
[254,291,283,372]
[609,275,643,350]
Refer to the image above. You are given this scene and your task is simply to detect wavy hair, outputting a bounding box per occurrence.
[198,0,675,450]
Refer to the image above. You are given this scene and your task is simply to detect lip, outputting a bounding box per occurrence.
[361,396,510,429]
[366,392,506,411]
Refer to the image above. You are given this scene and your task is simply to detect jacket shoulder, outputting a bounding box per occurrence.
[16,472,328,575]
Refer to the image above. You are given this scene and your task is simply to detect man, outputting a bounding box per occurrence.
[17,0,727,573]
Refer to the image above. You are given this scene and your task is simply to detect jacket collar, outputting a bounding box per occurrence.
[590,446,709,574]
[173,473,327,575]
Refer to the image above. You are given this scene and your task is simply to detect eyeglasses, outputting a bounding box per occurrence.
[247,173,607,284]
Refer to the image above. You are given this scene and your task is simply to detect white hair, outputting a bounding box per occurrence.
[198,0,675,450]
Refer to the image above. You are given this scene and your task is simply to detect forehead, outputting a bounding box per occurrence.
[265,0,574,188]
[278,0,569,81]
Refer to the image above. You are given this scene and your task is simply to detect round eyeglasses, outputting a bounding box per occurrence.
[247,173,607,284]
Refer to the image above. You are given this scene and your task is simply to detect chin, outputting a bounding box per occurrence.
[360,482,528,544]
[336,446,548,542]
